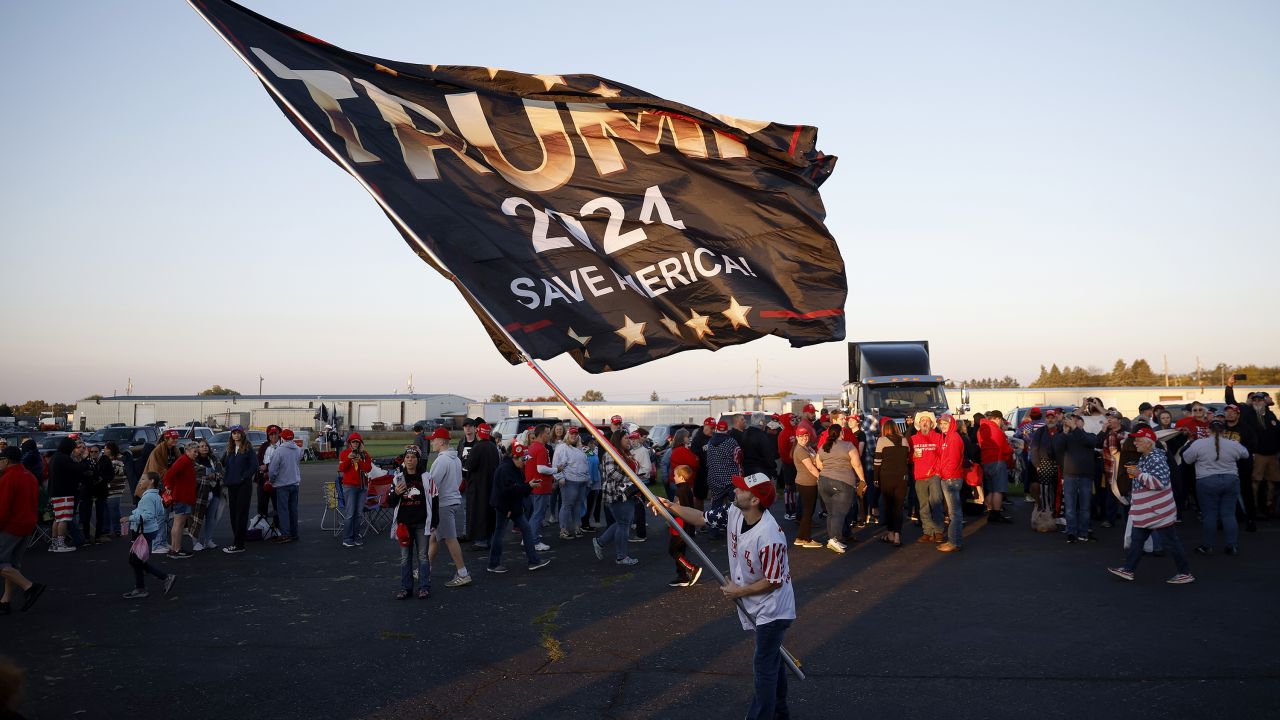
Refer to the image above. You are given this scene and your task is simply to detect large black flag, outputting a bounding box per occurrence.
[191,0,848,372]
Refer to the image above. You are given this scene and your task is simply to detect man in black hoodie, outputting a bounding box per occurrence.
[1226,377,1280,517]
[1222,403,1258,531]
[46,438,81,552]
[463,422,499,549]
[487,443,550,573]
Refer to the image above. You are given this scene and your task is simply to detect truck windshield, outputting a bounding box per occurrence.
[868,385,947,417]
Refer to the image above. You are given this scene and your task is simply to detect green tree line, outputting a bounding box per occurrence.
[1029,360,1280,387]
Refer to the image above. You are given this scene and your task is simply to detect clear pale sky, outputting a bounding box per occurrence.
[2,1,1277,404]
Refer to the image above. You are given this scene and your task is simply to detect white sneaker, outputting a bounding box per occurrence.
[826,538,847,554]
[445,574,473,588]
[52,543,77,553]
[193,542,206,552]
[204,540,218,549]
[534,542,551,552]
[152,545,170,555]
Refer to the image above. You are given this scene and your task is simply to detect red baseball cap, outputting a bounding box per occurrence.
[281,429,295,441]
[803,404,816,414]
[610,415,623,424]
[715,420,728,432]
[267,425,282,435]
[567,426,579,435]
[162,429,180,439]
[511,443,530,459]
[1130,426,1157,443]
[626,431,641,440]
[703,417,716,426]
[732,473,776,508]
[1224,404,1240,413]
[429,427,450,441]
[477,423,492,439]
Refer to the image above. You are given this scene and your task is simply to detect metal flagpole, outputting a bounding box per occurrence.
[188,0,803,679]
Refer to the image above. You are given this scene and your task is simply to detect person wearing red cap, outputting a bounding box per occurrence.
[425,427,472,588]
[488,443,551,573]
[690,417,716,511]
[706,419,742,508]
[593,434,642,566]
[977,411,1015,523]
[777,414,797,520]
[660,472,795,720]
[267,429,303,543]
[338,431,372,547]
[463,422,500,549]
[524,425,555,552]
[552,427,590,540]
[1107,427,1194,584]
[255,425,283,526]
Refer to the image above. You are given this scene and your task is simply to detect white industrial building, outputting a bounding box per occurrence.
[466,395,841,427]
[76,394,473,432]
[960,385,1279,419]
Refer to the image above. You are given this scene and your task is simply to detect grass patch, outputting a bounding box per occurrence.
[378,630,415,640]
[598,572,633,589]
[532,602,567,663]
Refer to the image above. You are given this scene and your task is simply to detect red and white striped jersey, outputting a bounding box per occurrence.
[725,504,796,631]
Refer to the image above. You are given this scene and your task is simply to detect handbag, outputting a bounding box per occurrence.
[130,533,151,563]
[161,488,174,508]
[1030,506,1056,533]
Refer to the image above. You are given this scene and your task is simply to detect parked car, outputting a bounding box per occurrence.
[1006,406,1079,429]
[1153,401,1227,424]
[648,423,701,451]
[85,425,160,449]
[491,417,563,450]
[209,429,269,457]
[172,426,216,443]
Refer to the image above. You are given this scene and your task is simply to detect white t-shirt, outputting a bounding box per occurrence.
[707,503,796,631]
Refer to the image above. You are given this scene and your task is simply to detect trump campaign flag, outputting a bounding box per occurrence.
[191,0,848,372]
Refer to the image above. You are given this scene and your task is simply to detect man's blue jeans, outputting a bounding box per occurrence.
[275,485,299,539]
[1196,473,1240,548]
[747,618,792,720]
[941,479,964,547]
[1063,475,1093,537]
[489,511,542,569]
[529,493,551,543]
[597,501,634,560]
[342,485,366,543]
[914,476,944,536]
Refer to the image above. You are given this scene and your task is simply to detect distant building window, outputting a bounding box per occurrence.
[264,402,269,409]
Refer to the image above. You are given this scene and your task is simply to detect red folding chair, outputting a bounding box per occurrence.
[362,478,395,536]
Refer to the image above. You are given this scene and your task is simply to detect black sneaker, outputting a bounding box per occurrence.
[668,577,690,587]
[1225,545,1240,556]
[1194,545,1212,556]
[170,551,194,559]
[1066,535,1077,544]
[21,583,47,612]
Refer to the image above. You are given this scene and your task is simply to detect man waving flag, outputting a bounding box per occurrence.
[189,0,847,373]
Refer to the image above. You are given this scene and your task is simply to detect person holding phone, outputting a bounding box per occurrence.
[388,446,433,599]
[338,432,372,547]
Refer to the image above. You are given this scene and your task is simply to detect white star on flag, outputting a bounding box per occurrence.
[531,74,566,91]
[614,315,647,351]
[590,82,623,98]
[567,328,591,346]
[685,309,714,339]
[722,297,752,330]
[658,315,681,337]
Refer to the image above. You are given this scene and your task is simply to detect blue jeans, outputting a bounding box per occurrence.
[1196,473,1240,548]
[489,510,542,569]
[106,496,122,536]
[817,477,854,541]
[1124,525,1189,574]
[747,618,792,720]
[597,501,634,560]
[529,494,551,543]
[399,522,429,591]
[342,485,366,543]
[941,479,964,547]
[198,492,221,545]
[558,482,586,533]
[914,476,943,535]
[1063,475,1092,537]
[275,485,300,538]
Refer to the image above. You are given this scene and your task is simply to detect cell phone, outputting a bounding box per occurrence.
[1235,373,1248,381]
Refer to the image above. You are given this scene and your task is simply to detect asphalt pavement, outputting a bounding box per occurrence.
[6,463,1279,719]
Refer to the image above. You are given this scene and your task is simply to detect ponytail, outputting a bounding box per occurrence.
[1214,433,1220,461]
[822,428,839,454]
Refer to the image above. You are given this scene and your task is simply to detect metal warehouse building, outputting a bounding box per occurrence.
[77,394,473,432]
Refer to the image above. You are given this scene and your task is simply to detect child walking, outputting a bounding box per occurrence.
[124,472,177,599]
[667,465,703,587]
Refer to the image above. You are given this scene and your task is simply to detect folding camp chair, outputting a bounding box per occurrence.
[362,478,395,536]
[28,490,53,549]
[320,479,347,535]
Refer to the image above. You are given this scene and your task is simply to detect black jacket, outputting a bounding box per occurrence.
[489,458,531,515]
[1051,428,1098,476]
[464,439,499,496]
[1227,386,1280,455]
[1030,425,1060,466]
[741,426,775,477]
[387,470,428,526]
[47,446,81,497]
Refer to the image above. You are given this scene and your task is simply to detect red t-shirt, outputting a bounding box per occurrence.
[669,446,699,481]
[909,431,943,480]
[1175,417,1209,441]
[525,441,553,495]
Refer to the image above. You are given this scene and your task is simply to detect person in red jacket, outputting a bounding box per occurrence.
[338,432,373,547]
[936,414,967,553]
[909,412,945,544]
[163,442,199,558]
[977,410,1016,523]
[525,424,555,552]
[776,414,797,520]
[0,446,46,613]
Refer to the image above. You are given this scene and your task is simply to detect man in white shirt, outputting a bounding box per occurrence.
[661,472,796,720]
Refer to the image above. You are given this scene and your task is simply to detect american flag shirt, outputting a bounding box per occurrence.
[1130,450,1176,529]
[705,503,796,630]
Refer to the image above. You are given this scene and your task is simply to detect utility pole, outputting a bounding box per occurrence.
[126,378,133,396]
[747,356,757,409]
[1163,355,1168,387]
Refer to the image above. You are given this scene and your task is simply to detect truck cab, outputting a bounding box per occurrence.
[841,341,967,432]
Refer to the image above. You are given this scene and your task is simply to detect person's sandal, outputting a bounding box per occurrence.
[417,588,431,599]
[395,590,411,600]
